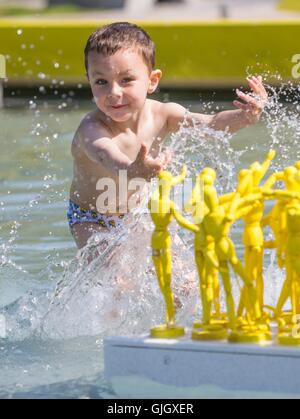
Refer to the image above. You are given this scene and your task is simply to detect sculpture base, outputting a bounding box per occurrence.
[104,334,300,398]
[150,324,185,339]
[229,330,272,344]
[193,316,228,330]
[227,320,272,344]
[192,327,228,341]
[278,333,300,346]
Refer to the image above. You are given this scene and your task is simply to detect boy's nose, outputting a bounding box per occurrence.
[108,83,122,99]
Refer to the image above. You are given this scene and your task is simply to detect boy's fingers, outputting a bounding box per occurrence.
[247,76,258,85]
[260,86,269,101]
[165,148,174,161]
[252,75,263,84]
[150,164,163,178]
[160,151,172,168]
[246,77,268,99]
[247,77,260,94]
[236,90,258,106]
[233,100,249,111]
[137,143,148,161]
[148,156,163,171]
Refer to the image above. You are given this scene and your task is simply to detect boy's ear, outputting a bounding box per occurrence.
[148,69,162,94]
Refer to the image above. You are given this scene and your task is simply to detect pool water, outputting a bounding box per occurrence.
[0,90,299,398]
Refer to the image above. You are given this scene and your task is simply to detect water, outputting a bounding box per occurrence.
[0,87,300,398]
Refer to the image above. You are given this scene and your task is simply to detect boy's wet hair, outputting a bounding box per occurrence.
[84,22,156,73]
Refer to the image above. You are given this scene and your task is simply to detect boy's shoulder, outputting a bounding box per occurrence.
[148,99,188,133]
[147,99,187,129]
[72,110,111,157]
[147,98,186,116]
[78,109,109,135]
[74,110,112,145]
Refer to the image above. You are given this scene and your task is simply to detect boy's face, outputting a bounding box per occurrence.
[87,49,161,123]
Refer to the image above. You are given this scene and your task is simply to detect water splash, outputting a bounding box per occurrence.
[169,115,241,193]
[263,80,300,169]
[1,213,198,341]
[1,82,300,343]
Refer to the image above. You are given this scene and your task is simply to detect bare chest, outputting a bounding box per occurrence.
[115,125,165,160]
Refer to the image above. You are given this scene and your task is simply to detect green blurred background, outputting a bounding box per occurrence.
[0,0,299,89]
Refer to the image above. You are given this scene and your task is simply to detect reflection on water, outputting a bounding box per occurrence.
[0,86,300,398]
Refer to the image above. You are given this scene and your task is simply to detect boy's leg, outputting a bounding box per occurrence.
[71,222,108,249]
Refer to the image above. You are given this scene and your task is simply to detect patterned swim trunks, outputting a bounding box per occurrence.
[67,200,125,229]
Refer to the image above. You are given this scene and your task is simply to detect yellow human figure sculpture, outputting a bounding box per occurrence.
[235,151,276,318]
[261,168,287,268]
[263,188,300,327]
[263,200,287,269]
[148,166,199,339]
[186,169,257,336]
[185,169,225,340]
[263,193,300,345]
[263,167,300,317]
[284,202,300,345]
[195,169,264,343]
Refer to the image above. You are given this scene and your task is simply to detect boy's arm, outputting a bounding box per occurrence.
[79,131,165,181]
[164,76,268,135]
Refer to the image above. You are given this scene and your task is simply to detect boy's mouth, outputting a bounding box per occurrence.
[111,104,128,110]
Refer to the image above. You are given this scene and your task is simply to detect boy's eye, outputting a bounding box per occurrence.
[96,79,107,86]
[122,78,134,84]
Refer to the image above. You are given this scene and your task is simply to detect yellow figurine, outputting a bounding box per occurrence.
[185,168,260,340]
[263,167,300,319]
[235,151,276,319]
[185,168,225,340]
[262,199,287,269]
[263,188,300,343]
[192,168,265,343]
[148,166,199,339]
[276,198,300,345]
[146,155,300,346]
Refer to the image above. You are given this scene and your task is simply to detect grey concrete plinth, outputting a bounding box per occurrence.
[104,334,300,398]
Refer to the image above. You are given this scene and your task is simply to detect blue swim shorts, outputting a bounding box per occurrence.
[67,200,125,229]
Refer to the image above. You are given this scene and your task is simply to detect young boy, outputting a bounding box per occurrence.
[69,22,268,249]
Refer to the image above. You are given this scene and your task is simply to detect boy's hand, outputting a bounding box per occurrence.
[233,76,268,125]
[160,148,173,170]
[129,143,172,181]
